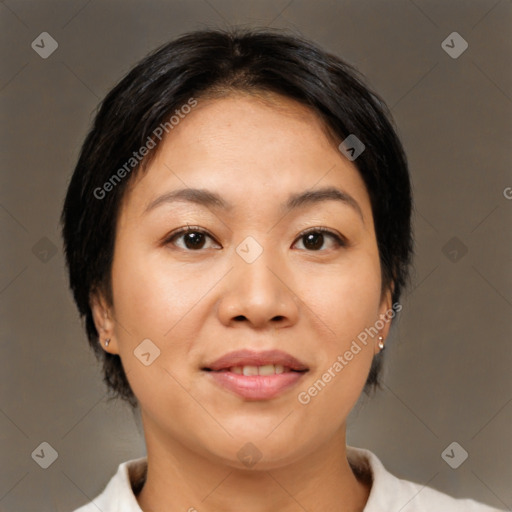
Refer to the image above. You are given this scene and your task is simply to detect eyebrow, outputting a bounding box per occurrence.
[144,186,364,223]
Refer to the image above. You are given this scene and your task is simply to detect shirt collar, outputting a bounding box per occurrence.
[91,445,398,511]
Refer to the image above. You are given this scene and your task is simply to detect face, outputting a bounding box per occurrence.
[92,93,393,469]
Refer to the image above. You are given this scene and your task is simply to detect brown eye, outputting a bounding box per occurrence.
[182,232,206,249]
[165,227,220,251]
[303,232,324,250]
[294,228,345,251]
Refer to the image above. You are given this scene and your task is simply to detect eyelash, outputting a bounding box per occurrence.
[163,225,347,251]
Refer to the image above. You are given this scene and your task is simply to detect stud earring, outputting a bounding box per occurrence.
[377,335,384,350]
[104,338,110,347]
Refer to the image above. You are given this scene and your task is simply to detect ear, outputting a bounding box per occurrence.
[90,289,119,354]
[375,284,395,354]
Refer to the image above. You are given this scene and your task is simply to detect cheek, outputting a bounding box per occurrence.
[110,244,211,338]
[293,246,382,405]
[293,256,381,434]
[109,245,201,409]
[301,247,383,343]
[109,242,226,398]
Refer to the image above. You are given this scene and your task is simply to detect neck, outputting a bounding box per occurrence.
[136,417,371,512]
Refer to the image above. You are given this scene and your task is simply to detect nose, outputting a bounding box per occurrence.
[216,246,300,330]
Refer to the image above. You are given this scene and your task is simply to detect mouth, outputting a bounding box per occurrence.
[202,365,308,376]
[201,350,309,400]
[202,349,309,373]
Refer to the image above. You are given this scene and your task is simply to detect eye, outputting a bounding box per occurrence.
[164,226,220,251]
[164,226,345,252]
[293,228,346,251]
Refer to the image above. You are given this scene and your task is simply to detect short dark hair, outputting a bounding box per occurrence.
[61,27,413,407]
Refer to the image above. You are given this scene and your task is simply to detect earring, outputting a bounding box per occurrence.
[104,338,110,347]
[377,335,384,350]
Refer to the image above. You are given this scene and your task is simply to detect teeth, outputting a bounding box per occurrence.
[258,364,275,376]
[229,364,288,375]
[242,365,259,376]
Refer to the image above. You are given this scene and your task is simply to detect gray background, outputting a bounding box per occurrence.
[1,1,511,511]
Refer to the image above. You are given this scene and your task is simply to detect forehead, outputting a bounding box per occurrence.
[159,92,339,166]
[122,93,371,219]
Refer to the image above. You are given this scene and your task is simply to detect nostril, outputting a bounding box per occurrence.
[234,315,246,322]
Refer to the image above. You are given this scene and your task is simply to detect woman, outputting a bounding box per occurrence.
[62,28,502,511]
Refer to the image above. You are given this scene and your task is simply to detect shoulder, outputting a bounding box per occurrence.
[346,445,504,512]
[70,457,147,512]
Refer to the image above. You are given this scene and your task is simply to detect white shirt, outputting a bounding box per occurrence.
[72,445,503,511]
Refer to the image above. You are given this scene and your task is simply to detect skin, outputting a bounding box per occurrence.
[91,92,393,512]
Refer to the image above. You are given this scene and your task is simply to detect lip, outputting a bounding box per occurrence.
[203,349,309,372]
[202,349,309,401]
[206,370,306,400]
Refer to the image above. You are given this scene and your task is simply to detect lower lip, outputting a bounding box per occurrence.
[205,370,306,400]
